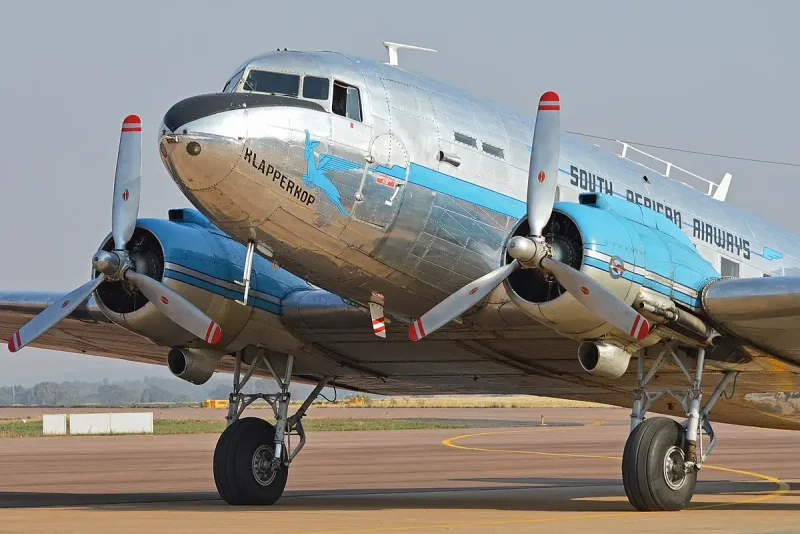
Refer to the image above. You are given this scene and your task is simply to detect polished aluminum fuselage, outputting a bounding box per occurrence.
[160,50,800,348]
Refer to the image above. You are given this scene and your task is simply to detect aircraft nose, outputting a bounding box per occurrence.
[159,96,248,192]
[162,94,250,133]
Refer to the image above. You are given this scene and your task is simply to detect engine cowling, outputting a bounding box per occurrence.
[504,193,719,342]
[91,210,307,355]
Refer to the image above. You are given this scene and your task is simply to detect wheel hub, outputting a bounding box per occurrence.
[663,445,687,490]
[252,444,278,486]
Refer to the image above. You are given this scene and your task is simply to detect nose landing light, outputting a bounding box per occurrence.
[186,141,202,156]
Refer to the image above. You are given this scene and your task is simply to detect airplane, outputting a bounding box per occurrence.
[3,41,800,512]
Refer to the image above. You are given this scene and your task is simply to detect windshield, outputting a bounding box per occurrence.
[222,68,245,92]
[242,70,300,97]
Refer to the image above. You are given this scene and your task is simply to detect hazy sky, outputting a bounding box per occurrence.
[0,1,798,385]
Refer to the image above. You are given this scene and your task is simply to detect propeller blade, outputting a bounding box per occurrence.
[527,92,561,237]
[7,275,106,353]
[541,258,650,341]
[126,271,223,344]
[409,260,519,341]
[111,115,142,251]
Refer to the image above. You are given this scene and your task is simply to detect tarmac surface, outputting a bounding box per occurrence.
[0,407,797,533]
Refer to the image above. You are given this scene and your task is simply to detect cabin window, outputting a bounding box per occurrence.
[222,68,245,93]
[454,132,477,148]
[332,81,362,121]
[721,257,740,278]
[242,70,300,97]
[482,142,504,159]
[303,76,330,100]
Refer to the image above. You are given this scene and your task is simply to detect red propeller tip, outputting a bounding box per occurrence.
[7,331,21,353]
[205,322,222,345]
[630,315,650,341]
[123,114,142,125]
[540,91,560,103]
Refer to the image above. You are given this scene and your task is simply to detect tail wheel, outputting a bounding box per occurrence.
[213,417,288,506]
[622,417,697,511]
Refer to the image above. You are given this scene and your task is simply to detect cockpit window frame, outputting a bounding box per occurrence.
[302,75,331,102]
[240,68,301,98]
[332,80,363,122]
[222,68,246,93]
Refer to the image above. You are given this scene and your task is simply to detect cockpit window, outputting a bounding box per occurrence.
[242,70,300,97]
[222,68,245,92]
[332,80,362,122]
[303,76,330,100]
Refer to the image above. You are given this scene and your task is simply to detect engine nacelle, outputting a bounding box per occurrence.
[504,193,718,342]
[168,347,224,385]
[92,209,310,356]
[578,342,632,379]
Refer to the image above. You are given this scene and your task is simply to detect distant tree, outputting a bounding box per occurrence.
[139,385,175,403]
[31,381,61,405]
[97,384,138,405]
[206,385,233,400]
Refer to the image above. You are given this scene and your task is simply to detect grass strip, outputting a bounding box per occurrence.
[0,417,471,438]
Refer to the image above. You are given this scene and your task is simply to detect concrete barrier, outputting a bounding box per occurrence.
[69,414,111,434]
[42,414,67,435]
[109,412,153,434]
[68,413,154,435]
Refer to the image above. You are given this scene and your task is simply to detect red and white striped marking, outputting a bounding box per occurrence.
[537,171,546,183]
[122,189,130,201]
[121,114,142,133]
[160,296,169,305]
[538,91,560,111]
[7,331,22,353]
[205,321,222,344]
[408,318,427,342]
[629,314,650,341]
[372,317,386,335]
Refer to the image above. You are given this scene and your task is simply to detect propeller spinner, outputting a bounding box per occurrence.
[409,92,650,342]
[7,116,222,353]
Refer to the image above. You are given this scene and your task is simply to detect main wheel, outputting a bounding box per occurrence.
[213,417,288,505]
[622,417,697,511]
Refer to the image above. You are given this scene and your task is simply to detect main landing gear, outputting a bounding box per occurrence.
[622,346,736,511]
[213,348,331,505]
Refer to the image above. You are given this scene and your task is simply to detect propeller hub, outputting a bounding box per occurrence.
[507,236,537,263]
[92,250,123,277]
[507,236,551,269]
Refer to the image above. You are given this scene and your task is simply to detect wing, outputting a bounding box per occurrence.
[316,154,362,174]
[0,291,169,365]
[702,276,800,362]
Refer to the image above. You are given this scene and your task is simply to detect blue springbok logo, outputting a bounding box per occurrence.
[302,130,362,216]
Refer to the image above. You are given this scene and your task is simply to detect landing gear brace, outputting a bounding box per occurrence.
[213,347,331,505]
[623,345,736,511]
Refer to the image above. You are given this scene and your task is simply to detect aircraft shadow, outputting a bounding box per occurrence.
[0,478,795,512]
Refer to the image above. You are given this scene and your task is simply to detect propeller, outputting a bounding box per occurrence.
[409,92,650,342]
[7,115,222,353]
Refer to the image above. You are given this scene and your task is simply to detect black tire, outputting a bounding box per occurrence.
[213,417,288,506]
[622,417,697,511]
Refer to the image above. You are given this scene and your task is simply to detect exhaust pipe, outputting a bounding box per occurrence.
[167,347,224,385]
[578,342,632,380]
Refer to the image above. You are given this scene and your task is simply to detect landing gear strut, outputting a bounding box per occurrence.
[213,348,331,505]
[622,346,736,511]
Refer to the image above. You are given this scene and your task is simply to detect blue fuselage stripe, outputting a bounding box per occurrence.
[583,257,699,307]
[165,269,282,315]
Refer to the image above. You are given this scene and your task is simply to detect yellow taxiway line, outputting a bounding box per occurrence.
[290,423,790,534]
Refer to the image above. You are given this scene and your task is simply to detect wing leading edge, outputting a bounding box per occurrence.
[702,276,800,363]
[0,291,169,365]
